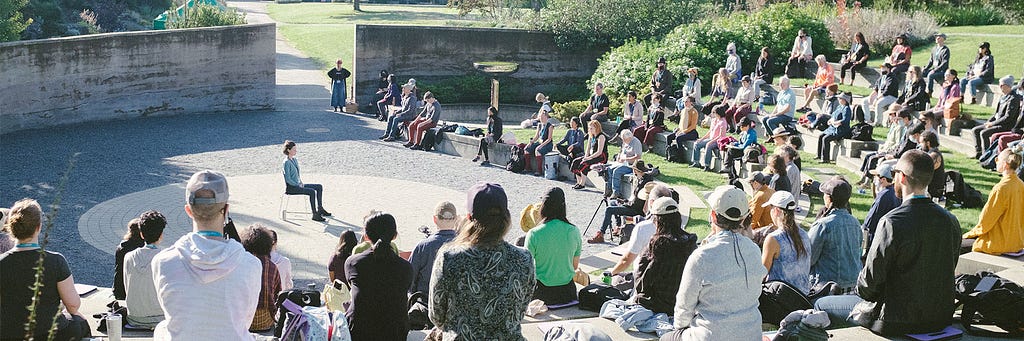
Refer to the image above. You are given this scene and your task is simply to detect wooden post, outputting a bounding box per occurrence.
[491,78,499,110]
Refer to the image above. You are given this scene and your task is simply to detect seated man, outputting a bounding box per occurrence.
[808,177,862,293]
[785,29,813,79]
[815,150,961,336]
[644,57,674,107]
[763,76,796,138]
[797,55,835,112]
[662,186,767,341]
[971,75,1021,159]
[587,175,655,244]
[381,83,419,142]
[607,130,644,199]
[124,210,168,329]
[407,92,441,150]
[963,149,1024,254]
[600,184,671,264]
[579,83,611,124]
[861,63,899,126]
[408,201,458,296]
[860,163,900,260]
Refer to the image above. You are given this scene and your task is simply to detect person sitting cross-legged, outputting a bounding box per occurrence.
[406,92,442,150]
[525,187,583,306]
[283,140,332,222]
[408,201,458,298]
[123,210,169,329]
[239,224,281,333]
[962,149,1024,254]
[814,150,961,336]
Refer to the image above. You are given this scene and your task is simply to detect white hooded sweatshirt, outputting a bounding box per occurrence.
[152,232,261,341]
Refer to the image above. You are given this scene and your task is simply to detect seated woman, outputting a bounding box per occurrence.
[929,69,961,128]
[283,140,331,222]
[692,106,728,171]
[919,131,946,198]
[407,92,441,150]
[327,230,358,284]
[725,76,756,132]
[896,66,929,112]
[704,68,735,123]
[525,187,582,306]
[746,172,776,238]
[963,149,1024,254]
[345,212,413,340]
[680,68,703,109]
[375,74,399,121]
[0,199,89,340]
[239,224,281,332]
[667,96,700,149]
[887,34,913,77]
[473,106,503,166]
[571,120,608,190]
[797,55,835,112]
[751,47,773,98]
[838,32,870,86]
[634,197,698,314]
[765,154,792,194]
[430,183,534,340]
[633,93,668,149]
[725,42,742,83]
[523,93,552,128]
[960,42,994,105]
[556,117,585,161]
[524,111,555,176]
[760,191,812,294]
[858,106,908,187]
[114,218,144,300]
[615,91,645,138]
[799,83,839,131]
[722,117,758,180]
[816,93,853,164]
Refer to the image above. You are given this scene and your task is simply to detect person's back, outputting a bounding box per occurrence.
[152,233,261,340]
[0,249,71,340]
[345,246,413,340]
[124,246,164,328]
[408,229,456,295]
[525,219,581,288]
[809,208,862,289]
[430,242,534,340]
[964,162,1024,254]
[672,230,767,340]
[859,197,960,335]
[766,228,812,294]
[635,232,697,314]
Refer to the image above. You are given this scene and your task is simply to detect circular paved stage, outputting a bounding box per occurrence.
[79,174,465,284]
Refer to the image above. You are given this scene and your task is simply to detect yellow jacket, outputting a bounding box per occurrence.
[964,174,1024,254]
[750,186,775,230]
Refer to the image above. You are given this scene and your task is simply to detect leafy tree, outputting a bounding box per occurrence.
[0,0,31,41]
[538,0,713,49]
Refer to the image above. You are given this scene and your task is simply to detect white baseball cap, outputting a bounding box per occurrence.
[707,185,749,221]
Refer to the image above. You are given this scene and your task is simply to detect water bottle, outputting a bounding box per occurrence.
[602,271,612,285]
[106,314,122,341]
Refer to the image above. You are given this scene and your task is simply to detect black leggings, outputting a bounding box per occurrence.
[840,61,866,82]
[533,280,578,305]
[817,134,843,163]
[477,138,490,160]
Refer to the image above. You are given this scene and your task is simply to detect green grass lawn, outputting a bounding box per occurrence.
[268,3,489,68]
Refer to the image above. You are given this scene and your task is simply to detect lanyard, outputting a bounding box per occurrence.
[196,231,224,238]
[16,243,40,248]
[145,244,158,249]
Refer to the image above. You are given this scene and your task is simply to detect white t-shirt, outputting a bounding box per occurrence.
[627,220,656,271]
[271,251,294,291]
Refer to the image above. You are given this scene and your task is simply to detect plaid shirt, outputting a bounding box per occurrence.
[256,255,282,312]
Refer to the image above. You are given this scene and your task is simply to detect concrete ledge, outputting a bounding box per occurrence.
[955,251,1024,276]
[839,140,879,158]
[825,62,1001,109]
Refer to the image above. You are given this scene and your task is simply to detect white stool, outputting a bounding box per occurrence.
[279,193,308,220]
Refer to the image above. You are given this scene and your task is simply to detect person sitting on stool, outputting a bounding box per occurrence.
[283,140,331,222]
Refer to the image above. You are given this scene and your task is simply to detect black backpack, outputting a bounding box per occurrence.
[759,280,813,326]
[850,122,874,141]
[954,271,1024,336]
[578,283,629,312]
[420,127,440,151]
[665,144,687,163]
[506,143,526,173]
[945,171,984,208]
[408,291,433,330]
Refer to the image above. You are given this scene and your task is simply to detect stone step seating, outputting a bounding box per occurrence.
[823,62,1003,109]
[937,124,982,157]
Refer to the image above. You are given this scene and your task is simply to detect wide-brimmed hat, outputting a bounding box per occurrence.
[771,126,793,139]
[657,56,667,64]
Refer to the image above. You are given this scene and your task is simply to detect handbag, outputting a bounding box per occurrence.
[322,279,351,312]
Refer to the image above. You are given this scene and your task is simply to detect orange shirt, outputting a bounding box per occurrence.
[813,64,835,88]
[964,174,1024,254]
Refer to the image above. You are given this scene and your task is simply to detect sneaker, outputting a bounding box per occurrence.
[410,145,423,150]
[383,137,397,142]
[378,135,387,140]
[587,233,605,244]
[572,184,585,190]
[311,214,326,222]
[318,208,332,217]
[480,161,490,166]
[472,156,481,162]
[403,142,414,148]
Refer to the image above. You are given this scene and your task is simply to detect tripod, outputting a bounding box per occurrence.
[582,197,610,238]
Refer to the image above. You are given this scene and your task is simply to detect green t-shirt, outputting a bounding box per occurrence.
[352,241,399,255]
[525,219,582,286]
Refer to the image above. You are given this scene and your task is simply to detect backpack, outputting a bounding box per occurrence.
[506,143,527,173]
[758,280,813,326]
[954,271,1024,336]
[802,180,823,198]
[577,284,629,312]
[761,92,776,106]
[279,300,352,341]
[850,123,874,141]
[407,291,432,331]
[665,143,687,163]
[275,289,322,337]
[945,171,984,208]
[420,127,439,151]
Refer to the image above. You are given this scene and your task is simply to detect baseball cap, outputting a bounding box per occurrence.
[637,181,659,201]
[934,33,947,38]
[870,163,895,180]
[819,177,852,202]
[650,197,680,215]
[741,75,752,83]
[708,185,749,222]
[185,170,229,205]
[467,182,508,217]
[762,191,797,210]
[748,171,770,185]
[434,201,457,220]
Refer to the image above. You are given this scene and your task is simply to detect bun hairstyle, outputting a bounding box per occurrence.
[283,140,296,155]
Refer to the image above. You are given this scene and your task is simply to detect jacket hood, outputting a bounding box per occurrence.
[170,233,251,284]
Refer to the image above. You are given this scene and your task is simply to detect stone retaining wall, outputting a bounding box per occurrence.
[0,24,276,135]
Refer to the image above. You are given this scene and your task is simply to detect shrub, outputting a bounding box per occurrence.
[166,2,245,29]
[538,0,713,49]
[0,0,31,41]
[924,3,1004,26]
[551,98,622,123]
[590,3,834,101]
[416,74,527,104]
[824,8,939,55]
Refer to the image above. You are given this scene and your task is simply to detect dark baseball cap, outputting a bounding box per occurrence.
[467,182,508,217]
[819,177,852,202]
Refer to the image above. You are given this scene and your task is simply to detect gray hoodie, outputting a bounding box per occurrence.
[151,232,261,341]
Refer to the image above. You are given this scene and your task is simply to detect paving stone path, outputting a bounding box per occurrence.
[0,0,618,286]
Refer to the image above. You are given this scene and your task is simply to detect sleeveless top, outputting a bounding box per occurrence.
[766,228,812,294]
[588,135,608,158]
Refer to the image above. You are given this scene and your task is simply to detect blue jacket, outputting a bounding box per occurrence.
[408,229,456,295]
[558,129,585,151]
[824,104,852,138]
[735,128,758,149]
[283,158,301,187]
[809,208,863,288]
[862,185,899,252]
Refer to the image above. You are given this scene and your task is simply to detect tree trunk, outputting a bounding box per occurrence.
[353,0,361,12]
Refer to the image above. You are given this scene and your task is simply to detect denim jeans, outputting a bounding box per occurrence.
[599,205,642,234]
[286,183,324,214]
[960,77,987,97]
[764,115,794,138]
[925,69,945,94]
[691,140,720,167]
[609,164,633,197]
[385,114,413,138]
[813,294,863,328]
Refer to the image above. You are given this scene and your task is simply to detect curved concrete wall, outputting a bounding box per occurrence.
[0,24,276,135]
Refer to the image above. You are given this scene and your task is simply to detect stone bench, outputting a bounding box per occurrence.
[434,132,577,180]
[823,62,1002,109]
[955,251,1024,277]
[837,139,879,158]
